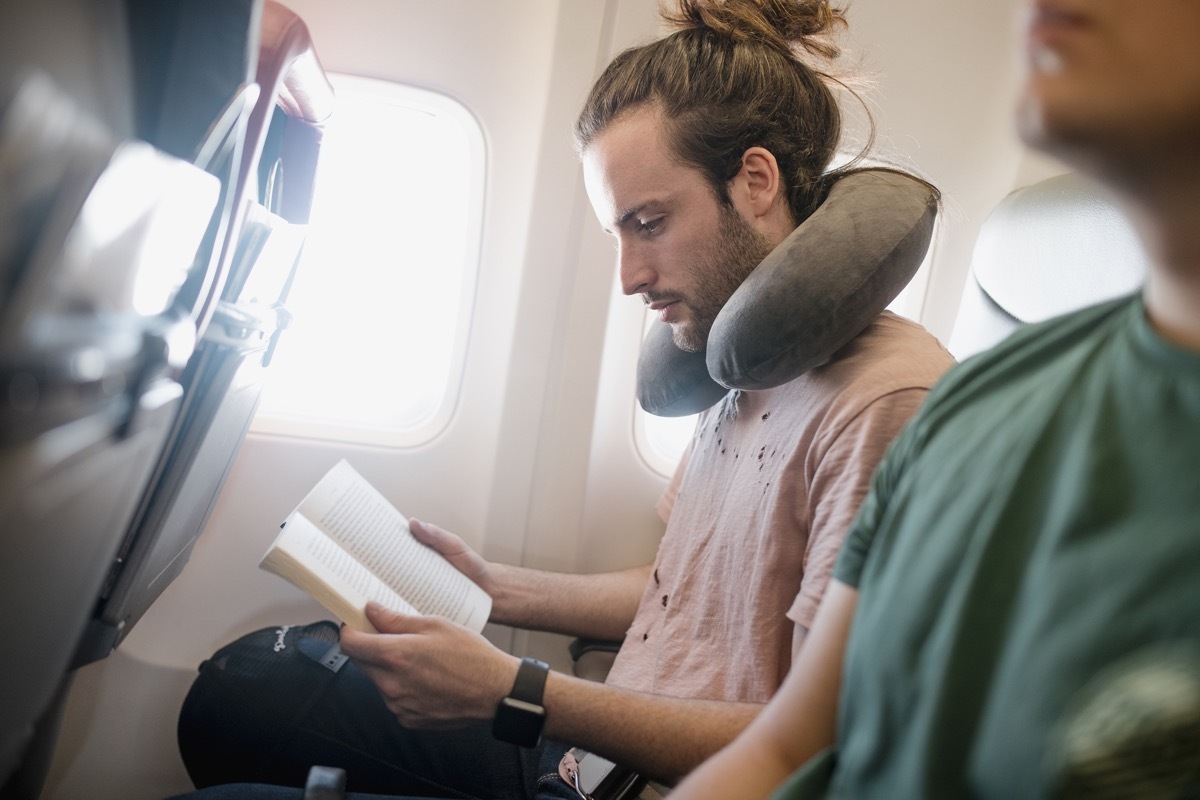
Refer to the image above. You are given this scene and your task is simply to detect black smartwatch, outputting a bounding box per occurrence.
[492,657,549,748]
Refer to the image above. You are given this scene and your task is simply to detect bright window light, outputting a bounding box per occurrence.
[254,75,484,446]
[635,400,697,478]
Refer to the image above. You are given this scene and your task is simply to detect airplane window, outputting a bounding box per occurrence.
[253,74,483,446]
[635,399,698,478]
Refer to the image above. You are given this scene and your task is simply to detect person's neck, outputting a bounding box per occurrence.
[1144,269,1200,352]
[1112,161,1200,352]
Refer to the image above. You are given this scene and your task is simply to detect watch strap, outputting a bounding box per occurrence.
[492,657,550,747]
[509,657,549,704]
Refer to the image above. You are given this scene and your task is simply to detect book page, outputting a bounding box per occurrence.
[260,513,419,632]
[293,460,491,632]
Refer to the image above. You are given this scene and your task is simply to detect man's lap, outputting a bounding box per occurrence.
[177,649,573,800]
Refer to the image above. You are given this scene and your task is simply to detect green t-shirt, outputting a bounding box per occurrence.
[774,294,1200,799]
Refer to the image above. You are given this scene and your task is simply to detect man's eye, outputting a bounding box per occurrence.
[638,218,663,234]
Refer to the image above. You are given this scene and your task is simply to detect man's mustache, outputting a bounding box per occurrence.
[642,291,682,307]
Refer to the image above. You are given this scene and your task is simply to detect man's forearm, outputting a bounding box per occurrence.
[488,563,651,641]
[541,670,763,783]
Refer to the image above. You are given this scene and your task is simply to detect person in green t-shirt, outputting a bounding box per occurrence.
[671,1,1200,798]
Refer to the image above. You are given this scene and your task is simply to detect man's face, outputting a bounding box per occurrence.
[1018,0,1200,171]
[582,107,773,352]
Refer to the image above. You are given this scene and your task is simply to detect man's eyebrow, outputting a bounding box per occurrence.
[600,198,666,235]
[600,203,649,237]
[616,203,649,227]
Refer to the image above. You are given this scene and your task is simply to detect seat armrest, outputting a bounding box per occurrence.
[569,638,622,683]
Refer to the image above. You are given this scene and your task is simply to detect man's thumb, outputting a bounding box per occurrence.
[364,601,420,633]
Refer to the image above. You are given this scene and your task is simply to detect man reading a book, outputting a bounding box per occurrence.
[173,2,953,798]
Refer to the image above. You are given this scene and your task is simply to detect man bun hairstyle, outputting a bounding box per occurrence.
[665,0,845,60]
[575,0,857,224]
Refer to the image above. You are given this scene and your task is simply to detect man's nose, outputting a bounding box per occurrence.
[618,242,653,296]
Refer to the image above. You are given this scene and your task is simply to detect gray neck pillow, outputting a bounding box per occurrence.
[637,168,938,417]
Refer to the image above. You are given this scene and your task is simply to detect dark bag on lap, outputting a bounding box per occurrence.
[177,620,348,788]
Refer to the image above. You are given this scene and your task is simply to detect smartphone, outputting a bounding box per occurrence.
[574,751,645,800]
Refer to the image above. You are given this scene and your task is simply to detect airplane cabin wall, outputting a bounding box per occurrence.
[842,0,1058,337]
[42,2,1065,798]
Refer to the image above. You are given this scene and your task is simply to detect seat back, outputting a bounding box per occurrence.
[241,0,335,227]
[949,172,1149,360]
[126,0,264,337]
[0,70,217,795]
[1,2,261,794]
[72,0,334,668]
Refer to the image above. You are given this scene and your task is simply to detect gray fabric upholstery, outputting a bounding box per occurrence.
[637,169,938,417]
[949,172,1148,360]
[635,322,724,418]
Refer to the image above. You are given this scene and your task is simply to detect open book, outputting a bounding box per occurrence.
[260,460,492,633]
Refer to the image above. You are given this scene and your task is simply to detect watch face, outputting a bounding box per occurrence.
[494,697,546,748]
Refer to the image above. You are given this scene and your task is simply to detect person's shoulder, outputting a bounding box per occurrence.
[924,293,1137,410]
[826,311,955,391]
[865,310,953,359]
[765,312,954,429]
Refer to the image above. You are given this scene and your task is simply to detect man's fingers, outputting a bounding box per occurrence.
[409,518,453,551]
[364,601,423,633]
[408,520,490,591]
[340,604,423,661]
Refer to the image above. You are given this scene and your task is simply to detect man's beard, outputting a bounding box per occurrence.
[670,205,774,352]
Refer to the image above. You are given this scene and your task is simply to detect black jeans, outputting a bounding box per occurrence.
[176,655,578,800]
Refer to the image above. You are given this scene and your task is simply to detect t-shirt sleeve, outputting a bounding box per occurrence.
[787,388,929,629]
[833,396,926,589]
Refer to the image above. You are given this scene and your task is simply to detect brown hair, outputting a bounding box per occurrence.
[574,0,860,224]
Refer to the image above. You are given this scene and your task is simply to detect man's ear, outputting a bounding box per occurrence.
[731,146,783,219]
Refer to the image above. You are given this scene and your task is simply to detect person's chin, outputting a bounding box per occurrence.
[1018,81,1086,152]
[670,323,705,353]
[1018,90,1113,175]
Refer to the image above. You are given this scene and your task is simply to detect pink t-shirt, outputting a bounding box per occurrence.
[604,312,954,703]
